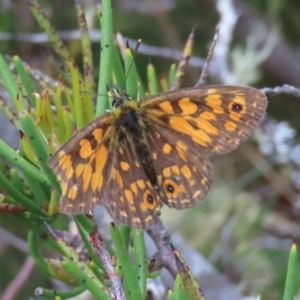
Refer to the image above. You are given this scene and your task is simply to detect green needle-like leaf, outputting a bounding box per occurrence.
[96,0,113,116]
[283,242,298,300]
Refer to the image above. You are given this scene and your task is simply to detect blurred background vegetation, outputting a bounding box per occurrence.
[0,0,300,299]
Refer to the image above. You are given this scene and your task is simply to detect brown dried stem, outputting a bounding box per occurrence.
[147,219,177,278]
[89,229,125,300]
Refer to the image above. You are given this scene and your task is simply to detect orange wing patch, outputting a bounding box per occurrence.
[205,90,225,114]
[178,98,198,114]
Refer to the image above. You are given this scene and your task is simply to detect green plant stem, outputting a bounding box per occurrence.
[60,257,111,300]
[70,62,84,129]
[147,63,159,95]
[35,286,86,299]
[124,43,145,100]
[0,54,27,110]
[96,0,113,116]
[89,260,104,282]
[124,45,138,99]
[19,110,61,192]
[44,222,111,297]
[0,145,52,187]
[28,0,75,80]
[0,172,46,216]
[28,230,49,273]
[76,219,105,272]
[132,229,147,299]
[48,189,58,216]
[54,76,65,143]
[0,140,45,182]
[75,0,94,77]
[64,86,76,118]
[283,242,297,300]
[119,225,131,249]
[75,0,94,124]
[62,106,73,141]
[23,173,48,204]
[167,288,176,300]
[10,169,23,192]
[0,96,21,129]
[109,223,143,300]
[111,39,125,87]
[173,275,190,300]
[75,215,96,234]
[173,245,205,300]
[43,91,56,132]
[13,55,36,106]
[169,63,177,88]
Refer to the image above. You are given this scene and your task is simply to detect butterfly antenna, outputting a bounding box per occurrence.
[121,39,142,92]
[195,28,219,88]
[80,86,116,101]
[80,40,142,106]
[80,90,98,99]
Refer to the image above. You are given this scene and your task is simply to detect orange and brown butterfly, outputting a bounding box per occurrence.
[48,86,267,229]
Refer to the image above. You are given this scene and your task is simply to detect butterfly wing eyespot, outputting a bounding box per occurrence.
[105,140,162,229]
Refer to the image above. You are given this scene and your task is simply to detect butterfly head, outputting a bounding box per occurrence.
[110,88,132,108]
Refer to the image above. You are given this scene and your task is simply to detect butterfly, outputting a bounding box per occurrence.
[48,86,267,229]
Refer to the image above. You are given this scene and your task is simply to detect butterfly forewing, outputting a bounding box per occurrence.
[48,113,115,214]
[142,86,267,155]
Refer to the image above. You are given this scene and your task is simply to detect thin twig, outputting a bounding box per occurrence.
[147,219,177,278]
[1,257,35,300]
[0,30,206,69]
[170,28,195,91]
[261,84,300,98]
[195,28,219,87]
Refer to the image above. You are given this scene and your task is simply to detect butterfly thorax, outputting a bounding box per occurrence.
[112,100,158,188]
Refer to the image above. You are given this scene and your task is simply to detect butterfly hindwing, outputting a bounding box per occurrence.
[105,138,162,229]
[146,127,213,209]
